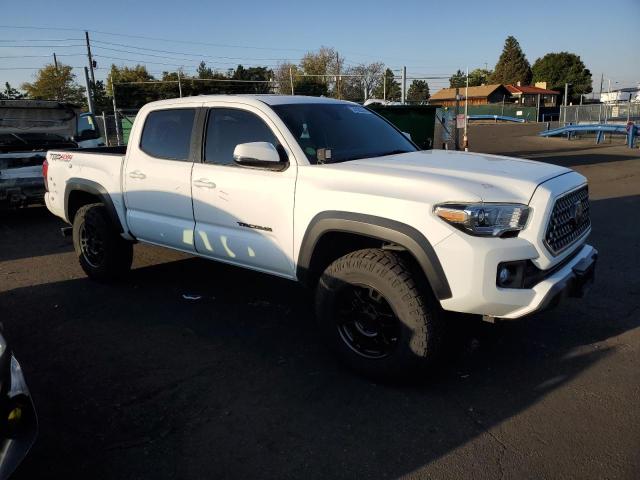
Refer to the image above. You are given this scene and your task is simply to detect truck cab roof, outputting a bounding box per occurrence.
[142,94,355,109]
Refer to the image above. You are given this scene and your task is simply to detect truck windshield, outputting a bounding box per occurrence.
[272,103,417,164]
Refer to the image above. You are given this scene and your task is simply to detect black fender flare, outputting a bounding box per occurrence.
[64,178,123,232]
[297,211,452,300]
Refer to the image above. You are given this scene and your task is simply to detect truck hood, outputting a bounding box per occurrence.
[324,149,571,203]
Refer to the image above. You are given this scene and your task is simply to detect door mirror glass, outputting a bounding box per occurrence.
[233,142,282,169]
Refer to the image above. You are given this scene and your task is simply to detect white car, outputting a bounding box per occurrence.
[43,95,597,379]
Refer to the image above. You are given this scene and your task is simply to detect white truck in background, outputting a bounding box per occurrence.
[43,95,597,380]
[0,100,104,209]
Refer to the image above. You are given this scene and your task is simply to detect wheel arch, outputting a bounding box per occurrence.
[297,211,452,300]
[64,179,123,232]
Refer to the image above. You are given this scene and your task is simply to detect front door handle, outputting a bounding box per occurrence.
[129,170,146,180]
[193,178,216,189]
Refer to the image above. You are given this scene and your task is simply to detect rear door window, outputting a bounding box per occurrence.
[140,109,196,160]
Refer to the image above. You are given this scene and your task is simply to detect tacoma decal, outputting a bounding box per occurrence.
[237,222,272,232]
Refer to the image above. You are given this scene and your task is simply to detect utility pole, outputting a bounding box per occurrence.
[111,82,121,146]
[599,73,604,101]
[85,31,95,85]
[383,73,386,101]
[52,53,62,101]
[463,67,469,151]
[454,88,460,150]
[83,67,95,113]
[564,82,569,124]
[289,66,294,95]
[336,52,341,99]
[177,70,183,98]
[401,66,406,104]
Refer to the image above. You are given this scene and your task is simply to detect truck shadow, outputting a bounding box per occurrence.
[3,194,638,479]
[0,206,71,262]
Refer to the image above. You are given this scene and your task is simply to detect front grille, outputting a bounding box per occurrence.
[544,186,590,255]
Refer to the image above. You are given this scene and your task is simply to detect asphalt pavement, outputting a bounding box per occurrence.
[1,124,639,479]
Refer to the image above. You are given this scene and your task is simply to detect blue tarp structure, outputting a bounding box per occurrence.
[539,123,638,148]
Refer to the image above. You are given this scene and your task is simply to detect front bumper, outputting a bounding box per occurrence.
[0,355,37,480]
[435,228,597,319]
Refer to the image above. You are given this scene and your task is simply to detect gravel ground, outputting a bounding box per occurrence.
[2,123,639,479]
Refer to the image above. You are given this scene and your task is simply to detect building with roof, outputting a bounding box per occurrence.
[506,82,560,107]
[429,84,511,106]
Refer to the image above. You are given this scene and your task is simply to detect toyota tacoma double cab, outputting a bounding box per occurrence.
[43,95,597,379]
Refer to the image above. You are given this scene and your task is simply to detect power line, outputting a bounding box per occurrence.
[92,45,285,65]
[0,38,83,42]
[95,53,280,69]
[0,66,86,70]
[0,44,85,48]
[0,25,80,32]
[0,53,84,58]
[91,40,292,62]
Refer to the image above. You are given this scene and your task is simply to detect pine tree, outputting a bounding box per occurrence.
[407,80,430,103]
[491,36,532,85]
[372,68,401,101]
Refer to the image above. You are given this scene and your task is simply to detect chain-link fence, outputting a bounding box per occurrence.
[95,110,139,146]
[560,103,640,125]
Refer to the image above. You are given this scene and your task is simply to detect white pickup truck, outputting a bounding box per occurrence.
[44,95,597,379]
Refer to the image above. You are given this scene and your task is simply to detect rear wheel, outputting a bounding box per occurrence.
[315,248,444,381]
[72,203,133,282]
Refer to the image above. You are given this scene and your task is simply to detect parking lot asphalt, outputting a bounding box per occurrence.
[2,124,639,479]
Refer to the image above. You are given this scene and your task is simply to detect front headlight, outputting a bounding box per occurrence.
[434,203,530,237]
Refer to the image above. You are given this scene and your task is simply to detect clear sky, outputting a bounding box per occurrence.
[1,0,638,94]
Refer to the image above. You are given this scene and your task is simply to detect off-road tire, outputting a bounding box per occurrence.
[315,248,444,381]
[72,203,133,282]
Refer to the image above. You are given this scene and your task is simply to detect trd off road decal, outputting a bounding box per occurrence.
[49,153,73,162]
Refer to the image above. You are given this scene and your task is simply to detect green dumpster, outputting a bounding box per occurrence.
[366,105,438,150]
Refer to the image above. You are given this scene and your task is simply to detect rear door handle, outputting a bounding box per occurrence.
[193,178,216,189]
[129,170,146,180]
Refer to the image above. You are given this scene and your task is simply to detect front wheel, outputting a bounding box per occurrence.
[315,249,444,381]
[72,203,133,282]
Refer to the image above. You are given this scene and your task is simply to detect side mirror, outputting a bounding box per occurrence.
[233,142,285,170]
[74,129,100,141]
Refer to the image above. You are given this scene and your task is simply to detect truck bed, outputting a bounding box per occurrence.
[45,146,128,224]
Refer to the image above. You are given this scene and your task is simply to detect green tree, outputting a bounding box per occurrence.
[0,82,25,99]
[197,61,214,79]
[91,80,111,113]
[407,80,430,103]
[532,52,592,99]
[449,69,466,88]
[490,36,532,85]
[21,63,86,104]
[372,68,401,101]
[106,65,156,108]
[231,65,273,93]
[468,68,492,87]
[299,46,343,97]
